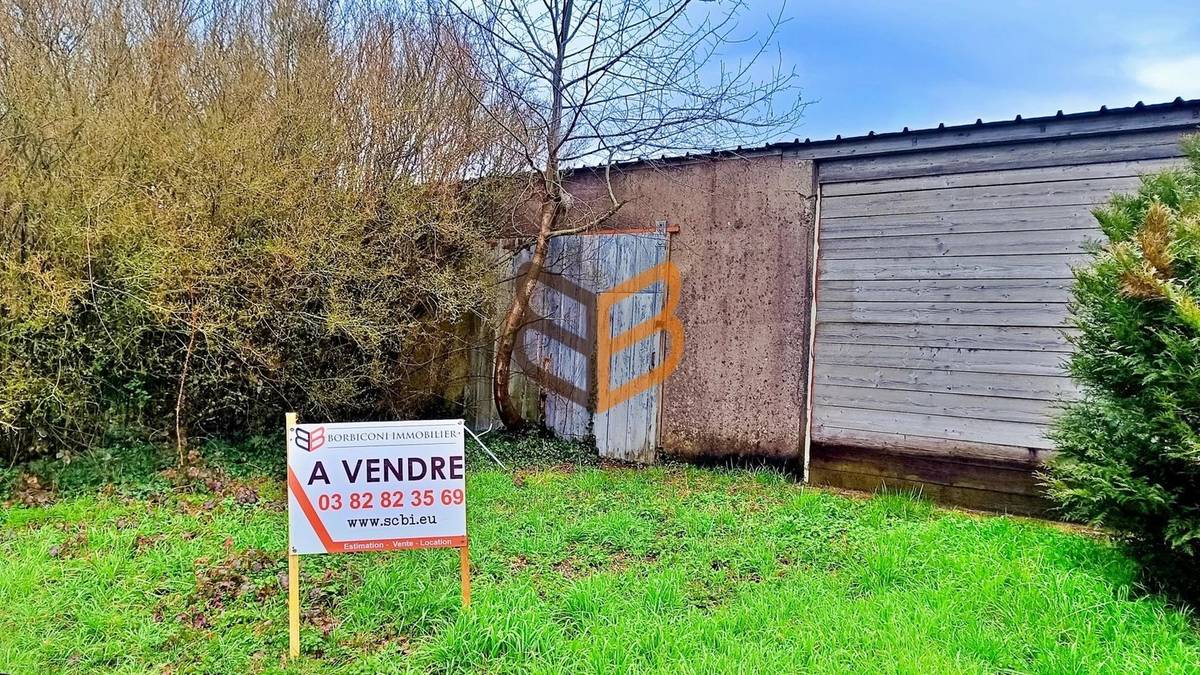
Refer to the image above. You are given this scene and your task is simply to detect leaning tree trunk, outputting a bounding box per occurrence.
[493,195,561,429]
[494,10,569,430]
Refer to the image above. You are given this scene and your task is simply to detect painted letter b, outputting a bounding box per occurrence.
[595,262,684,413]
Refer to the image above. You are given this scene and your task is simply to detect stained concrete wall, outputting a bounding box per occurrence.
[564,153,817,460]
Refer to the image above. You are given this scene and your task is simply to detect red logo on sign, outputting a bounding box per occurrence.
[295,426,326,453]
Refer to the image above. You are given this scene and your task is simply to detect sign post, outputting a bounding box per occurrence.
[460,543,471,606]
[285,412,302,659]
[285,414,469,660]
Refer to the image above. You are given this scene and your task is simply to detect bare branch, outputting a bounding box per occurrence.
[437,0,804,428]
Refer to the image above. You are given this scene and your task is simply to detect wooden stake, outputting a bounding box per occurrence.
[288,552,301,658]
[459,543,471,607]
[285,411,301,659]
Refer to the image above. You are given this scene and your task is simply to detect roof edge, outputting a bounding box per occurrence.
[571,97,1200,174]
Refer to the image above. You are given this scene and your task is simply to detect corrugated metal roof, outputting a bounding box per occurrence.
[577,97,1200,173]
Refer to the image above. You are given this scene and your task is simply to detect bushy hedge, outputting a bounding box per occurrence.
[0,0,519,461]
[1047,136,1200,603]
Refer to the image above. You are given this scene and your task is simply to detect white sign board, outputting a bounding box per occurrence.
[287,419,466,555]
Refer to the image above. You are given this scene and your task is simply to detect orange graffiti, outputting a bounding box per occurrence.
[512,263,596,408]
[595,262,684,413]
[512,260,684,413]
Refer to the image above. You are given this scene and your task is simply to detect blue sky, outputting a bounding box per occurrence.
[736,0,1200,142]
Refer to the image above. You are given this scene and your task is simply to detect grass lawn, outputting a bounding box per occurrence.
[2,459,1199,673]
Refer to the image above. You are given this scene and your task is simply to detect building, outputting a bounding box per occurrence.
[469,98,1200,514]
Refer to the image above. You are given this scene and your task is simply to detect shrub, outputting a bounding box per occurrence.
[1046,135,1200,604]
[0,0,523,462]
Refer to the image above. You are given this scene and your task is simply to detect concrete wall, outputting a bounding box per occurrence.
[564,154,817,460]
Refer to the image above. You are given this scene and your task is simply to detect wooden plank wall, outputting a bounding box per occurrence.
[525,236,595,440]
[811,148,1186,463]
[589,233,669,463]
[472,233,668,462]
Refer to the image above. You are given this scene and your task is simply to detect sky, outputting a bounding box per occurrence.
[731,0,1200,143]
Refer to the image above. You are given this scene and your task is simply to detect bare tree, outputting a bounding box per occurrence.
[438,0,805,429]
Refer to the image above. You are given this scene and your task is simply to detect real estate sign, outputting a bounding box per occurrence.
[286,418,467,555]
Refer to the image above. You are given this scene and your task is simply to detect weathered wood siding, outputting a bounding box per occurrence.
[471,233,669,462]
[588,233,670,463]
[811,154,1186,460]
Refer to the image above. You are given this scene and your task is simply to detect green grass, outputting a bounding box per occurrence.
[2,462,1199,673]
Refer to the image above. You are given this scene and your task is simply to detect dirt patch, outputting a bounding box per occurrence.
[340,629,411,656]
[597,460,640,472]
[552,550,649,578]
[180,539,282,628]
[133,533,168,554]
[158,452,270,508]
[9,474,55,507]
[160,450,225,492]
[234,486,259,506]
[302,568,344,638]
[48,527,88,559]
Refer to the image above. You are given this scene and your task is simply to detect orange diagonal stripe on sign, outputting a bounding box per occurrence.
[288,468,335,553]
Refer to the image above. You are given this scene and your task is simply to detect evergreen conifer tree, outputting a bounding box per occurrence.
[1047,136,1200,604]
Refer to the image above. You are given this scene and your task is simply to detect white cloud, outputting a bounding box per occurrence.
[1128,55,1200,100]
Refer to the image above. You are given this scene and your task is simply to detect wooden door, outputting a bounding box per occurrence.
[509,230,669,462]
[592,231,668,463]
[811,157,1183,458]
